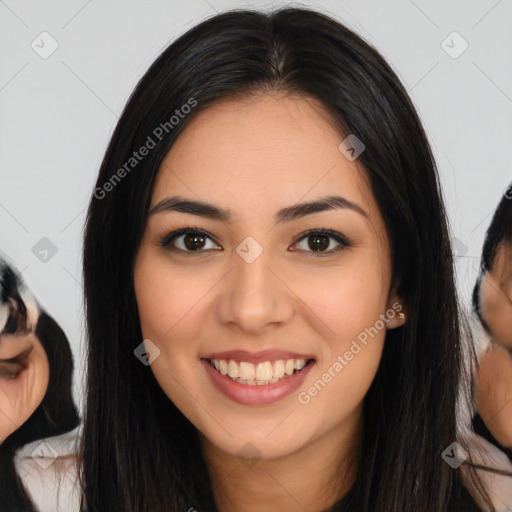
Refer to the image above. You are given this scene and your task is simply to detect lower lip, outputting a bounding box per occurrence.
[201,358,315,405]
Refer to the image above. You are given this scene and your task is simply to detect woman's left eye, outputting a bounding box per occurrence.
[159,228,351,256]
[292,229,351,255]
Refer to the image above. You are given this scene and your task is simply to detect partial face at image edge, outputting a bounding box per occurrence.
[0,261,50,444]
[478,241,512,349]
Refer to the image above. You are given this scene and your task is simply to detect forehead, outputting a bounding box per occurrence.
[151,92,377,225]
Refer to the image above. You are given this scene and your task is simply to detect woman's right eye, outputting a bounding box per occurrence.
[159,228,222,254]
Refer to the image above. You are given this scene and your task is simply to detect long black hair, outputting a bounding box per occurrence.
[0,262,80,512]
[472,182,512,332]
[81,7,495,511]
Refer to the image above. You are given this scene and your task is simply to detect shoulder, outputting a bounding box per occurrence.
[461,431,512,512]
[14,427,82,512]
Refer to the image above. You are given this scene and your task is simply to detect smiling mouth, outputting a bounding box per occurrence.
[205,357,315,386]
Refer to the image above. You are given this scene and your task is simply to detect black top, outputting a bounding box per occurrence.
[472,412,512,464]
[322,468,486,511]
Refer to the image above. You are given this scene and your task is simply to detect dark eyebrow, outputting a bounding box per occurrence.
[148,194,368,222]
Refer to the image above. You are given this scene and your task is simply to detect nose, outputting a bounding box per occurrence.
[217,246,294,335]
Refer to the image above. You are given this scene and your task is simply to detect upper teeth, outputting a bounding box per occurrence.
[210,358,308,382]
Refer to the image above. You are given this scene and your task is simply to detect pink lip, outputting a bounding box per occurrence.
[201,358,315,405]
[200,349,316,364]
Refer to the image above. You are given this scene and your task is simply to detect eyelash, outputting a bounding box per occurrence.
[158,227,352,257]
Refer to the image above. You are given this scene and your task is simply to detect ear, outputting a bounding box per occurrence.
[385,279,407,329]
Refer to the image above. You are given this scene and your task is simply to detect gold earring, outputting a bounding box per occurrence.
[398,312,405,320]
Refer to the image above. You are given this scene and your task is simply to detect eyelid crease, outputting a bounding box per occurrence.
[159,227,220,249]
[0,345,33,364]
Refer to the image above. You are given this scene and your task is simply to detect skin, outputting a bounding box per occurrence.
[479,242,512,350]
[0,302,50,444]
[475,342,512,448]
[133,92,406,512]
[475,242,512,448]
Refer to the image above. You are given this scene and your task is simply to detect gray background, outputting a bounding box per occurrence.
[0,0,511,409]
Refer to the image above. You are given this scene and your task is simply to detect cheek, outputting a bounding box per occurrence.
[134,249,206,341]
[297,312,386,435]
[0,347,49,440]
[134,253,213,424]
[290,261,389,408]
[480,279,512,334]
[133,249,217,394]
[291,255,390,342]
[489,303,512,346]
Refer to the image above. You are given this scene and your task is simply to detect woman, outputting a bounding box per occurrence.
[0,255,81,511]
[472,184,512,461]
[81,7,498,511]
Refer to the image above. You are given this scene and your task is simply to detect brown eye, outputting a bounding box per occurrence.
[0,346,33,379]
[0,360,24,380]
[159,228,221,254]
[292,229,352,256]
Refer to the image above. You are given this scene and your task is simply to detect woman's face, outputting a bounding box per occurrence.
[0,299,50,443]
[134,92,405,462]
[479,242,512,348]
